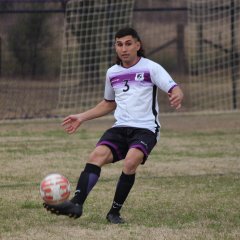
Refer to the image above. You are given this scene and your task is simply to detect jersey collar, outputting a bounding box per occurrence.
[120,57,142,69]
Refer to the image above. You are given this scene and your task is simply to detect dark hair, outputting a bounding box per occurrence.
[114,27,145,65]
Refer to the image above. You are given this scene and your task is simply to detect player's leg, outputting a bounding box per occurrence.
[71,145,113,205]
[107,128,157,224]
[106,148,143,224]
[70,127,126,214]
[44,145,113,218]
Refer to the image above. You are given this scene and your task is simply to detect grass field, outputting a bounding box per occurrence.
[0,112,240,240]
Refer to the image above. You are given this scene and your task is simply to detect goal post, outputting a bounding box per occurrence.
[57,0,135,114]
[187,0,240,111]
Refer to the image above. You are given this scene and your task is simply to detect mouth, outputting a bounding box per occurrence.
[121,54,129,58]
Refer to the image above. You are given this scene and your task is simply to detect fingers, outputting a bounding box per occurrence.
[175,103,182,110]
[61,115,80,134]
[168,93,182,109]
[63,122,79,134]
[168,86,184,110]
[62,116,74,126]
[64,124,77,134]
[169,95,179,108]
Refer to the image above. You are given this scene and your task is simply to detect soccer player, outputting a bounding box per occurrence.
[44,27,184,224]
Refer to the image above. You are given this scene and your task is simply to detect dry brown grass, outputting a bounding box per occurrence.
[0,112,240,240]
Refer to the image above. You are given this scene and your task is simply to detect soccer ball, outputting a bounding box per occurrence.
[40,173,71,205]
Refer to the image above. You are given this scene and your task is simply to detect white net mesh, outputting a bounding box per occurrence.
[57,0,135,114]
[188,0,240,111]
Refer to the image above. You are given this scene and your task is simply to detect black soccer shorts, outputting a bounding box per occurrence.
[96,127,157,164]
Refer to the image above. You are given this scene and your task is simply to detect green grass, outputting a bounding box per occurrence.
[0,115,240,240]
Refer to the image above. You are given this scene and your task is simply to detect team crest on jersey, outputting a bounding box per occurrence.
[135,72,144,81]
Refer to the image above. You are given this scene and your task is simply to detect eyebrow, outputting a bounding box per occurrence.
[116,39,133,44]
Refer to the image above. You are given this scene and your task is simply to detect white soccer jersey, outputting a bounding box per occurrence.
[104,57,177,136]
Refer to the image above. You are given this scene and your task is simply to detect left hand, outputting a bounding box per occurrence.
[168,86,184,110]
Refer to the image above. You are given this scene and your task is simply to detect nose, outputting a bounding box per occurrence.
[122,44,127,51]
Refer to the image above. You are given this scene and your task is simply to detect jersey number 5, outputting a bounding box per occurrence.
[123,80,129,92]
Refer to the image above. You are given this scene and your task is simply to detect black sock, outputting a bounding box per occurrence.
[71,163,101,205]
[109,172,135,214]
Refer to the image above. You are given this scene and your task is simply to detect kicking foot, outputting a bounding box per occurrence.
[106,212,125,224]
[43,200,82,219]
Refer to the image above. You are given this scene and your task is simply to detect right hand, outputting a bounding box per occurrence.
[61,114,82,134]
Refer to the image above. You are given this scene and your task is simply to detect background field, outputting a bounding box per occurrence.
[0,112,240,240]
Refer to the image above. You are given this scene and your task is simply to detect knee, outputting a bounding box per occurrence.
[123,159,139,175]
[89,150,103,163]
[88,146,112,167]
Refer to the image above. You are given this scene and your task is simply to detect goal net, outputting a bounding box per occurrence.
[188,0,240,111]
[57,0,135,114]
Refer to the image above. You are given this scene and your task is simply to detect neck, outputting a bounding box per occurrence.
[122,56,141,68]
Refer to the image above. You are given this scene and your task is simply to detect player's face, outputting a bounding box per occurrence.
[115,35,141,68]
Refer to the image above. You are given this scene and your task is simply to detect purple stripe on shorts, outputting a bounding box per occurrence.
[130,144,148,157]
[96,140,122,160]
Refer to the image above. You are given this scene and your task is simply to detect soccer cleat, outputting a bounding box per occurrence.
[106,212,125,224]
[43,200,82,219]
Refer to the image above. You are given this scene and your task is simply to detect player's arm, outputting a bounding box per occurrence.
[62,99,116,134]
[151,63,184,110]
[168,85,184,110]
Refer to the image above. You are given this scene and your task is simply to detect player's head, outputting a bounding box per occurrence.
[114,27,145,66]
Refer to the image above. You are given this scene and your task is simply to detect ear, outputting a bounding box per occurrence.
[136,41,141,51]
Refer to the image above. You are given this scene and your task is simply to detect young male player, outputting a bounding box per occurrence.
[44,27,184,224]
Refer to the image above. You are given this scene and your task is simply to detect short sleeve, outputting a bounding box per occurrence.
[104,70,115,101]
[151,63,177,93]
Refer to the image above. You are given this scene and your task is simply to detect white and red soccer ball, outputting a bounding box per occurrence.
[40,173,71,204]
